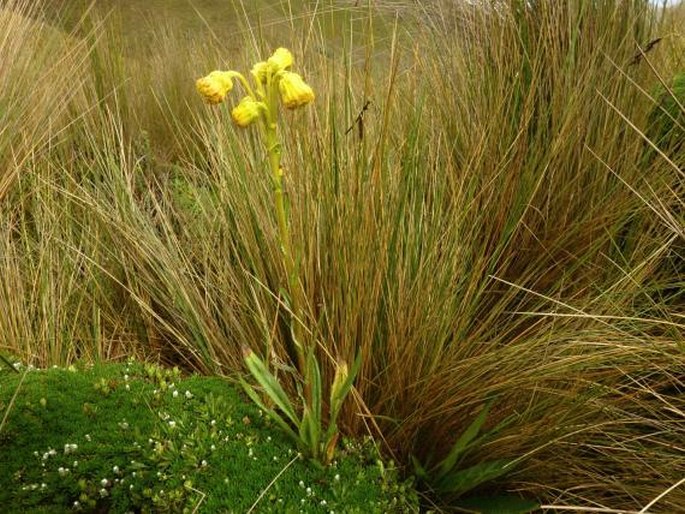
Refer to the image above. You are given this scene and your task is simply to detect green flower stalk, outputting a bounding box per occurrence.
[196,48,311,374]
[196,49,356,466]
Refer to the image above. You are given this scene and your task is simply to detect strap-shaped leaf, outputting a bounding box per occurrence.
[308,350,322,430]
[435,458,515,496]
[239,377,298,443]
[243,348,299,426]
[304,405,322,453]
[436,400,493,479]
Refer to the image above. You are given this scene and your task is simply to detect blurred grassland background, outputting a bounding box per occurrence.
[0,0,684,511]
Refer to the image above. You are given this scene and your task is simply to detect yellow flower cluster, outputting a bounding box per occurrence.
[195,47,314,127]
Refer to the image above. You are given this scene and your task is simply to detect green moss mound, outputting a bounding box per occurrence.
[0,361,418,513]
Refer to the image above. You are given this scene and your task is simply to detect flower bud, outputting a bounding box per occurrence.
[231,96,262,128]
[278,71,315,110]
[196,71,234,104]
[329,360,350,417]
[267,47,293,74]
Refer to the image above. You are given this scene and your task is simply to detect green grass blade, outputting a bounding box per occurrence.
[436,401,493,479]
[435,458,516,496]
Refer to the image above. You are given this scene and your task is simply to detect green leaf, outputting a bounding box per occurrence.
[436,401,493,479]
[243,349,299,426]
[455,495,540,514]
[435,458,515,496]
[239,377,299,444]
[410,454,429,481]
[303,405,320,455]
[308,350,322,431]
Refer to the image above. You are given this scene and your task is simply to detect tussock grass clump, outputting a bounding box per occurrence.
[0,0,683,511]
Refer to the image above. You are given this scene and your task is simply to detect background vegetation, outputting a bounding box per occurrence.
[1,0,683,511]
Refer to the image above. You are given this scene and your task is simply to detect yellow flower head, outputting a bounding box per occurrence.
[267,47,293,74]
[196,70,234,104]
[278,71,315,110]
[231,96,262,128]
[251,61,269,84]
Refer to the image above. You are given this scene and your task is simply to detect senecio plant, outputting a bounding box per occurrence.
[196,48,360,466]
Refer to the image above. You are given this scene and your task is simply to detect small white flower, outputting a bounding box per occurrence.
[210,419,216,426]
[172,390,179,398]
[299,480,305,488]
[112,466,119,474]
[100,478,109,487]
[73,460,78,467]
[201,460,208,467]
[334,474,340,482]
[185,390,193,399]
[306,487,312,496]
[99,488,108,498]
[85,434,91,442]
[168,420,176,428]
[124,374,129,381]
[125,384,130,391]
